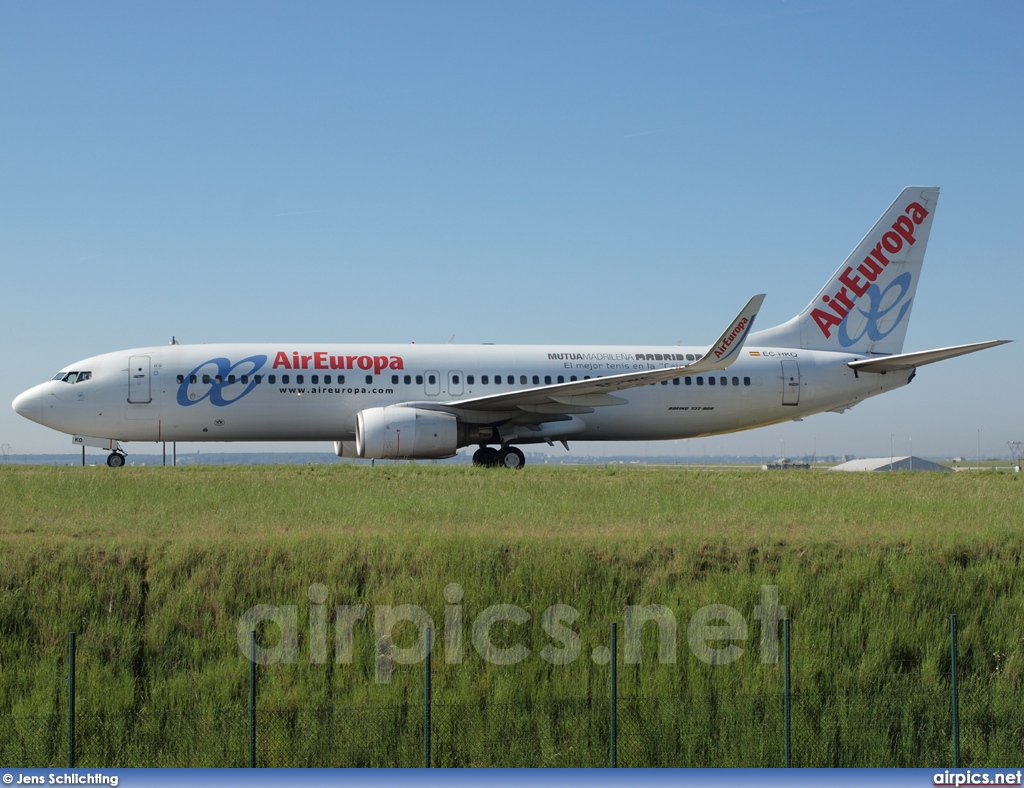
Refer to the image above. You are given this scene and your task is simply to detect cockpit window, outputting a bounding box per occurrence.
[55,371,92,384]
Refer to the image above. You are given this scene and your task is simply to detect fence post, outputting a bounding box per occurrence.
[249,630,256,768]
[424,625,432,768]
[68,632,76,769]
[610,622,617,768]
[783,618,791,768]
[951,614,960,768]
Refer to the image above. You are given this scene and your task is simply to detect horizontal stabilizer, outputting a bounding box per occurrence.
[847,340,1010,373]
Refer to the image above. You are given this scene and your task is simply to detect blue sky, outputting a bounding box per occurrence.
[2,1,1021,461]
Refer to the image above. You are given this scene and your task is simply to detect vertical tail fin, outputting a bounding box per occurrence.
[750,186,940,355]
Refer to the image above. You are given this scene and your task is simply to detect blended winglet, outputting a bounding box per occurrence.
[684,294,766,376]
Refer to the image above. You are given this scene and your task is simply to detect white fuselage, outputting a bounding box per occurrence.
[13,342,908,447]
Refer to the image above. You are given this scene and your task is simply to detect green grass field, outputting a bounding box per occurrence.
[1,465,1022,766]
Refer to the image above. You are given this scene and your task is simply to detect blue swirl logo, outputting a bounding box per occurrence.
[838,273,913,348]
[176,355,268,407]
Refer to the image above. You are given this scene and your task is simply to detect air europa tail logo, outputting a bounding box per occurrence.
[273,352,404,375]
[811,200,929,345]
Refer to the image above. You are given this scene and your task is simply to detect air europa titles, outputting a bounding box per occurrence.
[272,352,404,375]
[811,200,929,339]
[714,317,750,359]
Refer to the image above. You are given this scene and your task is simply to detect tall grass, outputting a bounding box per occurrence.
[0,465,1022,765]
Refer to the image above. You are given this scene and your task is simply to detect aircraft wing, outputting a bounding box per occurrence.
[847,340,1010,374]
[431,294,766,414]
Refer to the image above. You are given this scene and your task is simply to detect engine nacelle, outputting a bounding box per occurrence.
[355,406,459,459]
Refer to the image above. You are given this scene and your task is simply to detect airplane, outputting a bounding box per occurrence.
[12,186,1010,469]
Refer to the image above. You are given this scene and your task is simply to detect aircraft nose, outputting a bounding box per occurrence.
[12,387,45,425]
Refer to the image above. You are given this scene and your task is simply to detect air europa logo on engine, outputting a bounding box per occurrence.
[811,200,929,344]
[273,351,404,375]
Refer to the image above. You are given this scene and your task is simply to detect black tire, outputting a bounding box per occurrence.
[107,452,126,468]
[497,446,525,470]
[473,447,499,467]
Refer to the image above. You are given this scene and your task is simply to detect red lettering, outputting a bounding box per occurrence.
[892,215,916,246]
[357,356,372,370]
[389,357,404,370]
[330,355,345,370]
[811,308,843,338]
[833,287,855,310]
[346,356,358,368]
[869,243,890,268]
[301,355,313,369]
[823,295,848,319]
[839,266,869,298]
[292,352,300,368]
[882,231,902,254]
[857,256,884,282]
[315,352,328,369]
[273,352,291,369]
[906,201,929,224]
[373,355,389,375]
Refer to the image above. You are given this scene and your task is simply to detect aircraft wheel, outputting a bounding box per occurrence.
[473,447,499,467]
[497,446,525,470]
[107,452,126,468]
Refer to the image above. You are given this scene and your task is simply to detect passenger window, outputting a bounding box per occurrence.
[203,374,211,384]
[453,375,460,385]
[428,374,436,384]
[241,375,249,384]
[282,375,289,384]
[269,375,276,384]
[416,375,423,384]
[533,375,539,385]
[720,377,727,386]
[732,376,739,386]
[557,376,564,384]
[545,375,552,385]
[673,378,680,385]
[255,375,262,384]
[584,376,591,380]
[177,375,184,384]
[661,380,668,385]
[392,375,399,384]
[685,377,692,386]
[696,377,704,386]
[743,377,751,386]
[324,375,330,384]
[311,375,319,385]
[570,376,577,382]
[338,375,345,384]
[467,375,474,385]
[215,375,223,384]
[708,377,716,386]
[296,375,304,384]
[482,375,489,384]
[404,375,412,384]
[520,375,527,384]
[366,375,373,384]
[228,375,236,384]
[494,376,501,385]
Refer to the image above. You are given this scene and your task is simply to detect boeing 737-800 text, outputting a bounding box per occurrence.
[12,187,1009,468]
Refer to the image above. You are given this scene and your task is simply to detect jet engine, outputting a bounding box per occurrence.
[355,406,459,459]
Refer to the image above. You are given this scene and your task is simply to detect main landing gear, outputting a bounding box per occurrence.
[106,451,127,468]
[472,445,526,469]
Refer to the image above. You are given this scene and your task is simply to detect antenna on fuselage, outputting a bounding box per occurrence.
[170,336,179,345]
